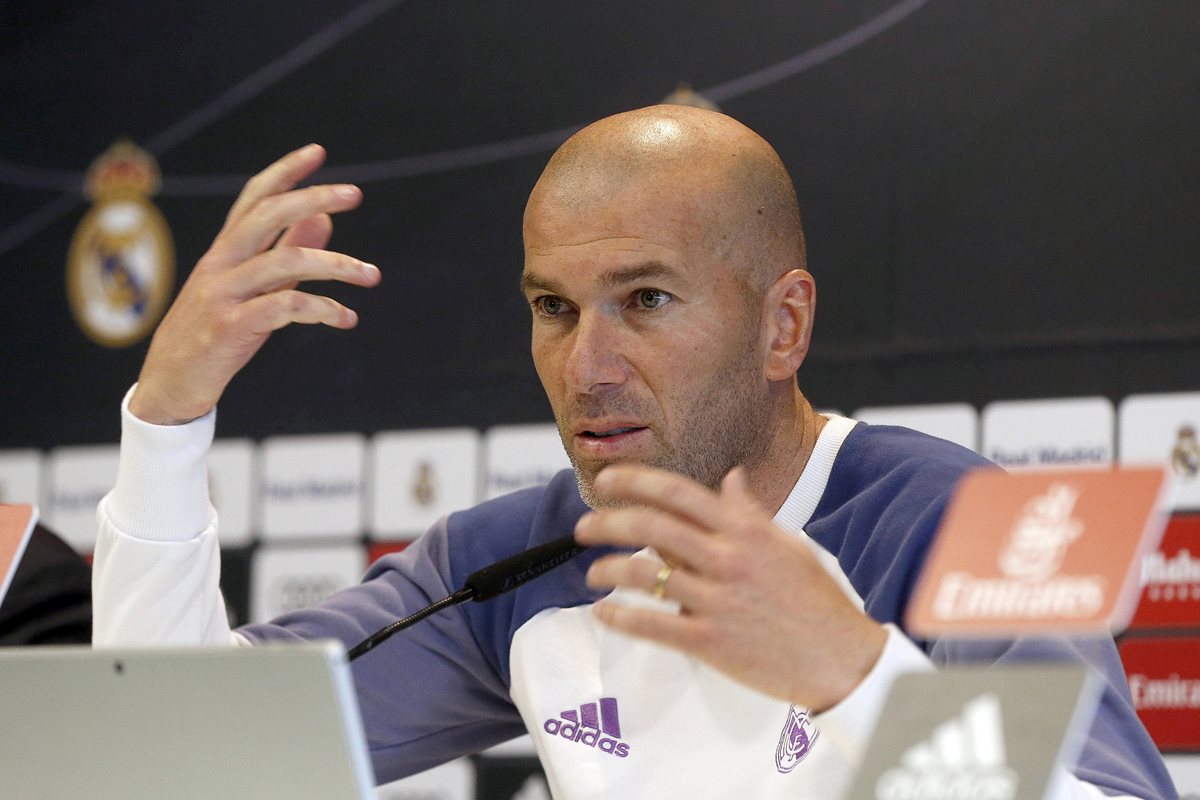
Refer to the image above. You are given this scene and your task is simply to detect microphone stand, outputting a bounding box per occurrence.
[347,535,587,662]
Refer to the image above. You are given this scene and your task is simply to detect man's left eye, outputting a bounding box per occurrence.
[634,289,670,309]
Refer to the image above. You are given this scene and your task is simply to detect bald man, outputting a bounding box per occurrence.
[95,107,1174,799]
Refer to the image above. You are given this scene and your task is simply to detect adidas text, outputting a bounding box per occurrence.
[542,719,630,758]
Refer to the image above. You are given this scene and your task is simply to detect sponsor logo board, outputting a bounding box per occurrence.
[982,397,1113,470]
[1130,515,1200,629]
[854,403,979,452]
[485,424,570,500]
[1120,392,1200,511]
[250,543,365,624]
[0,449,41,505]
[370,428,480,538]
[209,438,256,546]
[260,433,365,539]
[908,467,1168,637]
[1164,754,1200,800]
[43,444,120,551]
[1119,637,1200,751]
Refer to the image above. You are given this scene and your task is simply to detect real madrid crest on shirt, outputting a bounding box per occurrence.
[66,140,174,347]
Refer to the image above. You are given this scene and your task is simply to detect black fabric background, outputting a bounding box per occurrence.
[2,0,1197,448]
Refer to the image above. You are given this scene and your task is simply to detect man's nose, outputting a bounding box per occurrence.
[563,312,627,393]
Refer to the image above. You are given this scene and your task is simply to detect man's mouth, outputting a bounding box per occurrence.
[580,426,645,439]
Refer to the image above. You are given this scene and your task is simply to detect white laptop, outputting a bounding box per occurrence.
[0,640,377,799]
[844,664,1099,800]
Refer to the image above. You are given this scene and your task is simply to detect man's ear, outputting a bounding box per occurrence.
[762,269,815,382]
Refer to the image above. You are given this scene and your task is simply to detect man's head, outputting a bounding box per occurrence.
[521,105,815,507]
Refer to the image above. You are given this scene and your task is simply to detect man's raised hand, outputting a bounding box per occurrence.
[129,144,380,425]
[574,464,888,713]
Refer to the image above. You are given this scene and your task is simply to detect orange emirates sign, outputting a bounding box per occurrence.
[907,468,1168,638]
[0,504,37,605]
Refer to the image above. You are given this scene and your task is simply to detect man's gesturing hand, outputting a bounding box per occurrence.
[574,464,888,713]
[129,144,381,425]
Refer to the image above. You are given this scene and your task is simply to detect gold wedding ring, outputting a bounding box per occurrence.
[652,565,673,599]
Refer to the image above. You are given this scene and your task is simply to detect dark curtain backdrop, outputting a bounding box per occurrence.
[2,0,1198,448]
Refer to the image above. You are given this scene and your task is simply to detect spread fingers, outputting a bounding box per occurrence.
[225,143,326,227]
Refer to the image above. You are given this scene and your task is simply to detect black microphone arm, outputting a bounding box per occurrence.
[347,534,588,662]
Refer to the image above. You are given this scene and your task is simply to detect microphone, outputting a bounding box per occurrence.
[347,534,588,662]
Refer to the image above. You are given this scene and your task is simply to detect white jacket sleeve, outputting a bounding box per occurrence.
[814,626,1144,800]
[92,386,244,647]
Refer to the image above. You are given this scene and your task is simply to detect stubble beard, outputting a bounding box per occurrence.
[560,329,772,510]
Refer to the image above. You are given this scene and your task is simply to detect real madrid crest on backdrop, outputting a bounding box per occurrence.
[66,140,174,348]
[661,82,719,111]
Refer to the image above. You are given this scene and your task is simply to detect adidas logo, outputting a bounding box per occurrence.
[875,693,1017,800]
[542,697,630,758]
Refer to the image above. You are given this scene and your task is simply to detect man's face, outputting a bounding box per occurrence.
[522,175,775,507]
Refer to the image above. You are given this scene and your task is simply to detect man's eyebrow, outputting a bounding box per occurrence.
[599,261,679,288]
[519,271,560,296]
[519,261,681,295]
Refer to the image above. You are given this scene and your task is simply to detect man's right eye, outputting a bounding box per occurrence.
[534,296,570,316]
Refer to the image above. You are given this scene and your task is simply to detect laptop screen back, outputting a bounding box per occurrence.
[0,641,376,799]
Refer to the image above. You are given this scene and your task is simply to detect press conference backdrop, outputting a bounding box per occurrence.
[2,2,1198,798]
